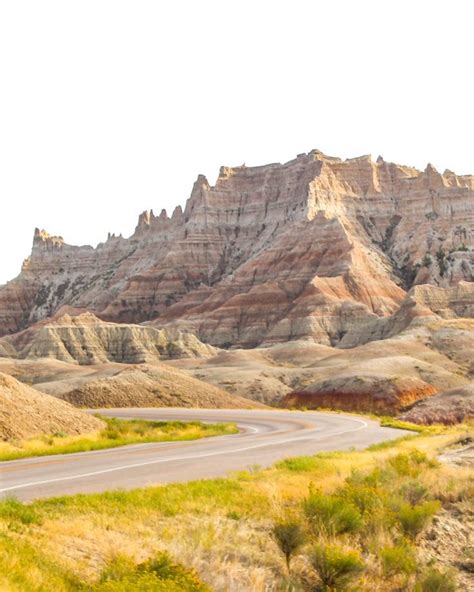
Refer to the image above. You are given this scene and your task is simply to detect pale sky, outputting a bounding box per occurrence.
[0,0,472,284]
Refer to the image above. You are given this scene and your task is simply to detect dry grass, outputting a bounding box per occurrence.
[0,417,237,461]
[0,422,471,591]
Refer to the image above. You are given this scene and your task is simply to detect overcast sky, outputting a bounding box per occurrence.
[0,0,472,284]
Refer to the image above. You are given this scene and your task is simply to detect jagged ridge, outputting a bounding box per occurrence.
[0,150,472,347]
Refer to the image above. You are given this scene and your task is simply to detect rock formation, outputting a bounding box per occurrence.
[169,316,472,407]
[0,150,472,348]
[399,384,474,425]
[282,376,438,414]
[0,313,216,364]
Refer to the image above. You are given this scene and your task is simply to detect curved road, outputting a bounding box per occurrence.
[0,409,411,501]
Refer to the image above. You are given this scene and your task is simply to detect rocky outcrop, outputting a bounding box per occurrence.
[282,375,437,414]
[0,372,104,441]
[407,282,474,318]
[169,316,472,408]
[0,150,472,347]
[336,283,474,348]
[0,313,216,365]
[399,384,474,425]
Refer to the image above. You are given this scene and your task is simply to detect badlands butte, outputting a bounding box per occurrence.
[0,149,473,434]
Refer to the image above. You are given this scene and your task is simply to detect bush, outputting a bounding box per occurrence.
[399,481,428,506]
[380,543,417,577]
[397,500,440,539]
[303,492,363,536]
[340,484,384,515]
[346,466,394,489]
[309,543,364,591]
[272,518,306,571]
[277,456,320,472]
[388,450,437,477]
[415,567,457,591]
[53,430,68,438]
[103,428,122,441]
[96,552,210,592]
[422,254,432,267]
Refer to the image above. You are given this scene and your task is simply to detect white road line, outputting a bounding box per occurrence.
[0,419,367,494]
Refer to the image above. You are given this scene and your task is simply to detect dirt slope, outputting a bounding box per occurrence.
[0,372,104,441]
[61,364,265,409]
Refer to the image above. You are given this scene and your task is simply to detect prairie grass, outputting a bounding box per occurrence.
[0,421,471,591]
[0,417,238,461]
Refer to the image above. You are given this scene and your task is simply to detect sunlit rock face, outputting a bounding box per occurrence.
[0,150,472,347]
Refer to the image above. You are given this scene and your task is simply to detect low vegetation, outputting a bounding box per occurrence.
[270,449,446,589]
[0,421,471,591]
[94,552,210,591]
[0,417,238,461]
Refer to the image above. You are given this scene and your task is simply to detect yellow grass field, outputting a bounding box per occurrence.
[0,420,472,591]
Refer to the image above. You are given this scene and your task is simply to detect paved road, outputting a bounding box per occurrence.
[0,409,411,501]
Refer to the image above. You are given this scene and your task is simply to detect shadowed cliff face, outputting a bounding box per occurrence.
[0,150,472,346]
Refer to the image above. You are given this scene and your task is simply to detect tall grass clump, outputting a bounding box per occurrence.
[303,491,363,536]
[415,567,457,592]
[380,543,417,578]
[272,518,306,572]
[396,500,440,540]
[309,543,365,591]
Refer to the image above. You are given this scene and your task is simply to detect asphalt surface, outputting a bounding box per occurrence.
[0,409,412,501]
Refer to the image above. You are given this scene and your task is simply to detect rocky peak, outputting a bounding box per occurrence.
[0,149,471,345]
[32,228,65,251]
[171,205,184,221]
[137,209,154,228]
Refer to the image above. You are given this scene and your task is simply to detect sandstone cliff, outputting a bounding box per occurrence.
[0,150,472,348]
[0,313,216,365]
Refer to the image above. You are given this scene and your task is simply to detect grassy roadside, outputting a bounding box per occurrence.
[0,417,238,462]
[0,420,471,591]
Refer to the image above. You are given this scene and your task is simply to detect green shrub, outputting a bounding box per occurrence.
[309,543,365,591]
[399,480,428,506]
[227,510,241,520]
[380,543,417,577]
[397,500,440,539]
[388,450,436,477]
[415,567,457,591]
[96,552,210,592]
[277,456,320,472]
[53,430,68,438]
[272,518,306,571]
[422,254,432,267]
[303,492,363,536]
[339,484,384,515]
[99,555,136,582]
[346,466,395,489]
[98,571,181,591]
[140,554,208,589]
[103,429,121,440]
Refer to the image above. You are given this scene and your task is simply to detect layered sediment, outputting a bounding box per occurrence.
[0,150,472,348]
